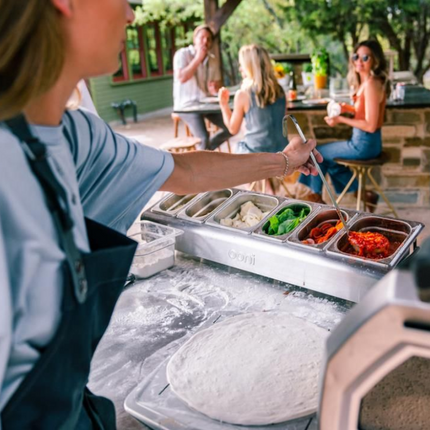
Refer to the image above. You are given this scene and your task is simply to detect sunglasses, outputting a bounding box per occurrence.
[352,53,370,63]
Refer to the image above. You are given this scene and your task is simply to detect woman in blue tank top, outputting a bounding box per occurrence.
[219,44,287,154]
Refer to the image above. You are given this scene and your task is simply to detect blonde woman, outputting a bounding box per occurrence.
[0,1,321,428]
[219,44,287,153]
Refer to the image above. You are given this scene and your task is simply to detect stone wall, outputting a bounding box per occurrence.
[286,108,430,208]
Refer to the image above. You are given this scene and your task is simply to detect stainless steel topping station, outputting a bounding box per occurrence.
[143,189,423,303]
[88,185,425,429]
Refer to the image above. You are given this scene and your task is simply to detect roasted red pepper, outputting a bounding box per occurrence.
[348,231,390,259]
[304,220,343,245]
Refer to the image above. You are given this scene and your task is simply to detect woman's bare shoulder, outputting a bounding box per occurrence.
[234,89,250,111]
[366,76,384,91]
[234,89,249,101]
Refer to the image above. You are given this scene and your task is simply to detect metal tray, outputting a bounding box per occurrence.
[327,215,421,269]
[205,192,280,234]
[152,193,199,216]
[177,189,236,223]
[287,207,357,253]
[252,200,315,242]
[141,190,424,302]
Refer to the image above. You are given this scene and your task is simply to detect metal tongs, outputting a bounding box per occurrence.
[283,114,350,236]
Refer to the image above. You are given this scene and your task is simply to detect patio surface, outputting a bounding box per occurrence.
[112,108,429,246]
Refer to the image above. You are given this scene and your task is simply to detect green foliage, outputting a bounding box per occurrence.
[280,0,430,80]
[134,0,203,27]
[136,0,316,84]
[311,48,329,76]
[283,63,293,73]
[220,0,315,83]
[134,0,430,82]
[265,206,310,236]
[304,63,313,73]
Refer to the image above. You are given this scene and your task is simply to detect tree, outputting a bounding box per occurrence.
[282,0,430,81]
[368,0,430,80]
[135,0,315,85]
[220,0,315,84]
[134,0,203,28]
[281,0,368,63]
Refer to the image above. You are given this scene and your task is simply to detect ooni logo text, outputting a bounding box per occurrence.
[228,249,255,265]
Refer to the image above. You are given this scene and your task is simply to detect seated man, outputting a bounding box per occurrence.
[173,24,232,150]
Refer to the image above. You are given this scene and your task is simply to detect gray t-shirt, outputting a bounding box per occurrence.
[0,109,174,412]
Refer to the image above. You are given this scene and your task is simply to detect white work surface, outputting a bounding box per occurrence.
[89,253,352,429]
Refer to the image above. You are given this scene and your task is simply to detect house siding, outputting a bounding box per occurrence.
[89,75,173,123]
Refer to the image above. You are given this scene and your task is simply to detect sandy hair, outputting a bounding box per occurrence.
[193,24,214,41]
[239,44,284,108]
[0,1,65,120]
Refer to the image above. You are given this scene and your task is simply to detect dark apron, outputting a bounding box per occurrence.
[2,116,137,429]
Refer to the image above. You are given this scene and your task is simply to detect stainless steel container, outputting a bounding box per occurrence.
[142,190,424,303]
[327,215,420,269]
[252,200,315,242]
[287,208,357,252]
[206,192,280,234]
[177,189,236,223]
[151,193,199,216]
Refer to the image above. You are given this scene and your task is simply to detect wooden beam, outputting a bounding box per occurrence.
[203,0,223,84]
[207,0,243,35]
[270,54,311,64]
[204,0,218,21]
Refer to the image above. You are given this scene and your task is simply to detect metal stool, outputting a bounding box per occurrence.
[171,113,191,138]
[160,136,201,153]
[334,151,398,217]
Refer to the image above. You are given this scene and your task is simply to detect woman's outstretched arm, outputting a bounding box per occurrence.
[160,136,322,195]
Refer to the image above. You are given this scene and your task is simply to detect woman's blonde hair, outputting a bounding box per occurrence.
[239,44,284,108]
[0,1,65,120]
[347,39,389,94]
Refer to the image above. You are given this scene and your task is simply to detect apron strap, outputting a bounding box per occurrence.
[5,115,89,304]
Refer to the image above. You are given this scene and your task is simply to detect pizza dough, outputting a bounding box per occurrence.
[166,311,328,425]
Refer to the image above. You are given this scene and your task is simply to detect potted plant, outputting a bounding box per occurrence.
[311,48,329,90]
[272,61,292,91]
[301,63,314,86]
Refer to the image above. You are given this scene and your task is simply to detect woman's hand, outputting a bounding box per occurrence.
[324,116,341,127]
[284,137,323,176]
[208,80,221,96]
[340,102,355,115]
[218,87,230,107]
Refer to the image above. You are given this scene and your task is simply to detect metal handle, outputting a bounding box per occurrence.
[282,114,350,235]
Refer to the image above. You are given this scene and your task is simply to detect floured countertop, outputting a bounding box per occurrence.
[88,252,352,429]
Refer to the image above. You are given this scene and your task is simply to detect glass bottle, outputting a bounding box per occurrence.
[288,71,297,101]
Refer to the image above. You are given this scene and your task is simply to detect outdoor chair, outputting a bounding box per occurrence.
[249,178,293,197]
[334,151,398,217]
[111,99,137,125]
[171,113,191,137]
[160,136,201,153]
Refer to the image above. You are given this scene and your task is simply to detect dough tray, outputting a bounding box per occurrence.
[124,313,318,430]
[142,189,424,303]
